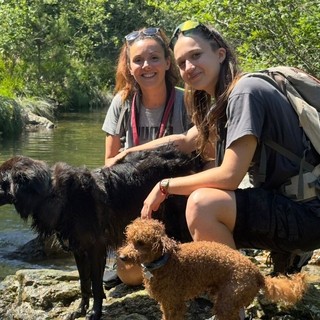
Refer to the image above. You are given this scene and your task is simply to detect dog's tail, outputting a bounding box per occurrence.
[262,273,307,306]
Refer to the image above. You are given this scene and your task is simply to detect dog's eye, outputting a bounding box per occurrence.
[135,240,145,247]
[1,179,10,192]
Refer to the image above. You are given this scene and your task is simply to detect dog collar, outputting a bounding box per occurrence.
[141,253,170,280]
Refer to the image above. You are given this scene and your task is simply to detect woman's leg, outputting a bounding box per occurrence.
[186,188,237,248]
[186,188,246,320]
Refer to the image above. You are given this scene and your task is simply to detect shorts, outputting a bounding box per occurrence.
[233,188,320,253]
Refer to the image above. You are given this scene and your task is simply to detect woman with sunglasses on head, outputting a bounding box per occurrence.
[110,21,320,318]
[102,27,190,165]
[102,27,191,288]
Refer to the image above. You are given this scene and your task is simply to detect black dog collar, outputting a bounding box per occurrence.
[141,253,170,279]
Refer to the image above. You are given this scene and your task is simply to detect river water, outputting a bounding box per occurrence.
[0,111,107,280]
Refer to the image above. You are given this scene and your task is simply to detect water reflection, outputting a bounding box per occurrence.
[0,111,107,279]
[0,112,106,167]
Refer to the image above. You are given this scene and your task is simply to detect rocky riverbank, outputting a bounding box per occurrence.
[23,110,55,131]
[1,251,320,320]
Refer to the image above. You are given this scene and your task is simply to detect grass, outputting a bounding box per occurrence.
[0,97,23,137]
[0,96,57,137]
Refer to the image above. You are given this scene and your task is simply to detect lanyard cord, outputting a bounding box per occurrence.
[131,88,176,146]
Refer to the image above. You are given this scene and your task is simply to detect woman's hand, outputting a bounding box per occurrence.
[141,183,167,219]
[104,150,128,167]
[104,157,118,167]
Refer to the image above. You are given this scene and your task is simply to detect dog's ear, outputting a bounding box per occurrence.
[0,172,15,204]
[161,235,176,254]
[2,157,52,218]
[12,159,51,197]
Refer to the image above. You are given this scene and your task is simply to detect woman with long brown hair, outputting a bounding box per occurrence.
[102,26,191,287]
[110,21,320,319]
[102,27,190,164]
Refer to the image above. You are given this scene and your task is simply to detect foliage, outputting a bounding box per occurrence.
[0,0,161,109]
[0,95,59,137]
[0,0,319,112]
[0,56,24,98]
[0,97,23,136]
[146,0,320,77]
[16,97,57,121]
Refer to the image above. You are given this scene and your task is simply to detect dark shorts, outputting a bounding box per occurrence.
[233,188,320,253]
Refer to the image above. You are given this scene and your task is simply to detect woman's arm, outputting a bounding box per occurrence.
[141,134,257,218]
[170,134,257,193]
[104,135,122,165]
[105,125,199,167]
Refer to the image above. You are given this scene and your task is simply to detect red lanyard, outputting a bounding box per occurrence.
[131,88,176,146]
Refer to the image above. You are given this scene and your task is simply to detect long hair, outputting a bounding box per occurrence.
[114,28,180,102]
[183,26,242,158]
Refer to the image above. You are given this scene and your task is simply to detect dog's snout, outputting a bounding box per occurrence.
[117,242,142,264]
[118,254,127,262]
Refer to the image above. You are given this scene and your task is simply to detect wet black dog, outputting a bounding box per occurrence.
[0,145,194,320]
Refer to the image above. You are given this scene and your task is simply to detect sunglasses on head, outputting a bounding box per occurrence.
[125,27,161,44]
[169,20,215,49]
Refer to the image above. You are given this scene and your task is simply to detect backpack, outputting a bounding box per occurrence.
[114,102,130,148]
[245,66,320,200]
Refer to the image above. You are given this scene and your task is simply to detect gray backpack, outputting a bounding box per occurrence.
[245,66,320,200]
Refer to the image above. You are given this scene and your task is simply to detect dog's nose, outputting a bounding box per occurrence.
[118,254,127,262]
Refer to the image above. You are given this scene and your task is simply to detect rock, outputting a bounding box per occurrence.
[0,269,81,320]
[4,235,72,261]
[0,269,213,320]
[23,111,55,131]
[1,251,320,319]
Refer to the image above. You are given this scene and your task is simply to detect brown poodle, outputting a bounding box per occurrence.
[118,218,307,320]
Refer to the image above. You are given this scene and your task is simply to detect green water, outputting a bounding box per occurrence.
[0,111,107,280]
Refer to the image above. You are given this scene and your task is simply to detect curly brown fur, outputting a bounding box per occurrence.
[119,218,308,320]
[0,145,195,320]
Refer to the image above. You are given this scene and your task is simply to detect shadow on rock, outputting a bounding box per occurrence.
[3,234,72,261]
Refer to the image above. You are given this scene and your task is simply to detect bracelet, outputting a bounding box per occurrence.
[159,178,171,197]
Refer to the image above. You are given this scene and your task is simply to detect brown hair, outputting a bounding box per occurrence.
[114,28,180,102]
[182,26,242,158]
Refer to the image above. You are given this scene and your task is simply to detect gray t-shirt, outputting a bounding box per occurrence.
[225,76,318,189]
[102,88,191,149]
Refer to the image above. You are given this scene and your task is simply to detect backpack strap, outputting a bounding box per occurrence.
[115,103,130,147]
[265,139,316,200]
[244,71,280,91]
[264,139,315,172]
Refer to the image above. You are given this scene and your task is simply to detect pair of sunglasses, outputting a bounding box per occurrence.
[169,20,214,49]
[125,27,160,44]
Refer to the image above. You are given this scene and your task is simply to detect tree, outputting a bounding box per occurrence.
[0,0,318,110]
[0,0,160,108]
[147,0,320,77]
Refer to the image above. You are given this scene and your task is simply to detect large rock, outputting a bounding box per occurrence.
[0,269,81,320]
[23,111,55,131]
[0,269,213,320]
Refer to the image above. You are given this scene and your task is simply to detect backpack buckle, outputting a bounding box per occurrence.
[281,171,319,202]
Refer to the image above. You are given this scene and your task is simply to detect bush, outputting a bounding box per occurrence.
[0,97,24,137]
[17,97,57,121]
[0,96,58,137]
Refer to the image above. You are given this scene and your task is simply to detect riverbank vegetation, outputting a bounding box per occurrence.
[0,0,319,134]
[0,96,56,137]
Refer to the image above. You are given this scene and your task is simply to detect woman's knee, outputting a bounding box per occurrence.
[186,189,209,216]
[186,188,235,220]
[186,189,220,227]
[185,188,237,242]
[116,257,143,286]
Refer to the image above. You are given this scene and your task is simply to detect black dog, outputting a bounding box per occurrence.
[0,145,194,320]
